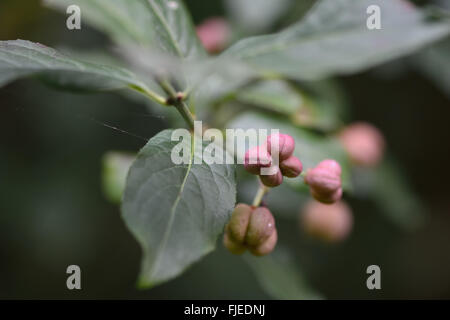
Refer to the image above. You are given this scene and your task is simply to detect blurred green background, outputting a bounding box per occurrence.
[1,0,450,299]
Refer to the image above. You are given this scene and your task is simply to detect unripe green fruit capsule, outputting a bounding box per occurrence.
[226,203,252,243]
[249,229,277,256]
[223,232,246,255]
[245,207,276,247]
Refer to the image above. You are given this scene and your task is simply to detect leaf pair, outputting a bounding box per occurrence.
[3,0,450,103]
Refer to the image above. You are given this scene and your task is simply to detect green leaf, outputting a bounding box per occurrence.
[102,151,136,204]
[228,111,352,192]
[414,37,450,97]
[295,79,349,128]
[225,0,292,34]
[122,130,237,287]
[224,0,450,80]
[244,247,322,299]
[282,0,317,27]
[44,0,206,59]
[0,40,166,103]
[189,58,257,117]
[234,79,346,131]
[236,79,303,115]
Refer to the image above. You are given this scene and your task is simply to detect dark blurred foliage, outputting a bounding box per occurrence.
[0,0,450,299]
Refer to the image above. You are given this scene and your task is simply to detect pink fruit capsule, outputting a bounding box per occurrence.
[196,17,231,53]
[339,122,385,167]
[301,200,353,242]
[310,187,343,205]
[266,133,295,161]
[259,166,283,187]
[244,146,272,175]
[305,159,343,204]
[279,156,303,178]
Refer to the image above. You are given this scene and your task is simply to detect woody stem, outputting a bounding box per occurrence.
[158,78,195,130]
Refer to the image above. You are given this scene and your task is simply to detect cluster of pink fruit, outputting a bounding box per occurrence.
[224,122,385,256]
[243,134,303,187]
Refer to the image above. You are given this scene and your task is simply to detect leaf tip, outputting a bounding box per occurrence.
[136,276,155,290]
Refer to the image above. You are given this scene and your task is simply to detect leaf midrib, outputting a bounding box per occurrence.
[149,134,194,280]
[227,14,448,60]
[145,0,184,58]
[0,43,150,90]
